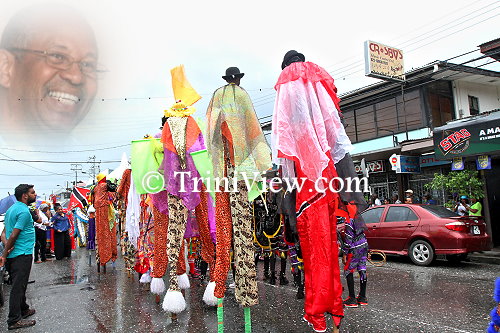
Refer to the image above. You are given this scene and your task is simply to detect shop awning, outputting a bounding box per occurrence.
[433,111,500,159]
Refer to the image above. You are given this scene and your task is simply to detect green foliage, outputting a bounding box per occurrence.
[425,170,484,208]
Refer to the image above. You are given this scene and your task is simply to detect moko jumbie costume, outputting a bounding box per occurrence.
[272,51,367,332]
[205,67,272,332]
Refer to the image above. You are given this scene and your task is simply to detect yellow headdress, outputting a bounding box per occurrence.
[164,65,201,117]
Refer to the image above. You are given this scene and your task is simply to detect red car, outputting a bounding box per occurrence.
[347,204,491,266]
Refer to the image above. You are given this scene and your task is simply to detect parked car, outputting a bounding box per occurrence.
[338,204,491,266]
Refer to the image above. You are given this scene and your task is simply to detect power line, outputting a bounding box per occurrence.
[0,151,73,175]
[0,158,120,164]
[0,143,130,154]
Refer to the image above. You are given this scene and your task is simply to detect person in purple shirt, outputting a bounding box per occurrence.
[50,206,72,260]
[341,217,369,308]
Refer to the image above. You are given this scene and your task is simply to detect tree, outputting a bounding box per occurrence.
[425,170,484,207]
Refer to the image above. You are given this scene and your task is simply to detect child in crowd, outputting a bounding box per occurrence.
[342,217,369,308]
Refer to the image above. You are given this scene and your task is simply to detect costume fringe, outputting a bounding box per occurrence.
[162,289,186,313]
[139,270,152,283]
[178,273,191,290]
[150,277,166,294]
[203,281,218,306]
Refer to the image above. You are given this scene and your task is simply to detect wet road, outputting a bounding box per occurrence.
[0,249,497,332]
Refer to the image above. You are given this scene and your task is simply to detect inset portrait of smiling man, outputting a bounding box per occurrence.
[0,4,101,141]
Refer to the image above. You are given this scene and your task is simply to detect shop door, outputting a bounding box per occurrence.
[485,165,500,246]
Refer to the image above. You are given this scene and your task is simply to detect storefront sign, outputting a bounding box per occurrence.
[419,154,451,167]
[433,112,500,159]
[398,155,421,173]
[476,155,491,170]
[354,160,385,174]
[451,157,465,171]
[364,40,404,81]
[388,154,421,173]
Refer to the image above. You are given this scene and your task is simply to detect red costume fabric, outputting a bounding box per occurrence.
[94,182,117,265]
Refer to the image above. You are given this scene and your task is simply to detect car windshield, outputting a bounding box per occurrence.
[421,205,459,218]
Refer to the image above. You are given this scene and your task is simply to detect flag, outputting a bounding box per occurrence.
[131,138,164,194]
[68,187,90,211]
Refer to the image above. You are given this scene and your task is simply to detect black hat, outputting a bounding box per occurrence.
[222,67,245,80]
[281,50,305,70]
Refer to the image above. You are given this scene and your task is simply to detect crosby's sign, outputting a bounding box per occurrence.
[354,160,385,174]
[433,112,500,159]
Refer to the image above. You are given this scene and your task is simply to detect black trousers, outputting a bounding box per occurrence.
[54,230,72,260]
[34,228,47,262]
[6,254,32,325]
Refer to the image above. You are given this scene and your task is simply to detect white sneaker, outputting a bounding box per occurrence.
[229,283,236,288]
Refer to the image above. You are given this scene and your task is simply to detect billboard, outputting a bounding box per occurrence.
[364,40,405,81]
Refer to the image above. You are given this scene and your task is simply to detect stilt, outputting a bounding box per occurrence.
[97,262,100,273]
[244,307,251,333]
[103,264,106,274]
[155,295,160,304]
[217,298,224,333]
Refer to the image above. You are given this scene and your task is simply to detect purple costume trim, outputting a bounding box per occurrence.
[160,133,205,211]
[87,217,96,250]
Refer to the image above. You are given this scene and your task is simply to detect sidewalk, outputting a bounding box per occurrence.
[469,247,500,265]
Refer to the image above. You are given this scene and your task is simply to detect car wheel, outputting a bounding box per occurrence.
[409,240,434,266]
[446,253,468,264]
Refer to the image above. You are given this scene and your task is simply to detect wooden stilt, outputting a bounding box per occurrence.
[155,295,160,304]
[97,262,101,273]
[103,264,106,273]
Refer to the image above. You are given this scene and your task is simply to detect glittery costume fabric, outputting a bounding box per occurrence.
[94,182,117,265]
[117,169,136,272]
[151,204,168,278]
[194,184,215,277]
[212,158,259,307]
[167,194,188,291]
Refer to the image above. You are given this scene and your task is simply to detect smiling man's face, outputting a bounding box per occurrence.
[6,17,97,130]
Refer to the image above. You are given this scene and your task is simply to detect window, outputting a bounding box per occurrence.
[384,206,418,222]
[426,80,454,127]
[361,207,385,224]
[469,96,479,116]
[421,205,459,218]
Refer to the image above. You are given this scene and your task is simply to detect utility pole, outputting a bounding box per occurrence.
[70,164,83,189]
[88,155,101,185]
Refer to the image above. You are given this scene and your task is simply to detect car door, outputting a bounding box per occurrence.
[360,207,386,250]
[376,206,420,252]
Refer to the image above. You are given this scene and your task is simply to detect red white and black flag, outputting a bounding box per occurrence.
[68,187,90,211]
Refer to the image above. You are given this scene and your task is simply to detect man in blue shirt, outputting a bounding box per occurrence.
[50,206,72,260]
[0,184,37,329]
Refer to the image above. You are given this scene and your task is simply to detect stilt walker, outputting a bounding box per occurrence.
[160,65,206,314]
[272,50,367,332]
[93,173,117,271]
[205,66,272,331]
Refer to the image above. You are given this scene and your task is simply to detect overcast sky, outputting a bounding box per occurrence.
[0,0,499,198]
